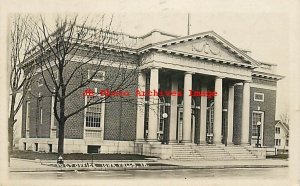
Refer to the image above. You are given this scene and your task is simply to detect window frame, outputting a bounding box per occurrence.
[275,127,281,134]
[254,92,264,102]
[38,76,44,87]
[275,139,281,146]
[83,92,105,140]
[88,70,105,82]
[251,111,264,142]
[53,70,59,81]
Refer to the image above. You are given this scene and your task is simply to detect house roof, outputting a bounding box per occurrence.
[275,120,289,131]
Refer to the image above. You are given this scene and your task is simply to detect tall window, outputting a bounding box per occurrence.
[252,112,263,137]
[275,127,281,134]
[40,108,43,125]
[275,139,281,146]
[158,97,169,142]
[85,96,102,128]
[25,101,30,137]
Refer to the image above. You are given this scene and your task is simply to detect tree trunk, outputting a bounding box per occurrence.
[57,94,66,159]
[8,118,14,166]
[57,120,65,157]
[8,94,17,166]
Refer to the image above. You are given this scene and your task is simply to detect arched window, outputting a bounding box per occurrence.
[207,101,214,143]
[158,97,166,141]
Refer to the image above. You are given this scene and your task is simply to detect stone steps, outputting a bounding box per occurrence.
[171,145,260,161]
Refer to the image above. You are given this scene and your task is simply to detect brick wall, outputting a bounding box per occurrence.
[22,50,139,141]
[250,87,276,146]
[233,80,277,146]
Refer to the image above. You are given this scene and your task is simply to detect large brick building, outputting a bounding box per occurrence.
[19,29,283,159]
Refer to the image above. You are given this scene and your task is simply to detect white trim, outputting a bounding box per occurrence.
[70,56,137,69]
[37,76,43,87]
[25,101,30,138]
[40,108,43,125]
[251,111,264,146]
[88,70,105,82]
[53,70,58,81]
[83,95,105,140]
[250,83,277,90]
[254,92,265,102]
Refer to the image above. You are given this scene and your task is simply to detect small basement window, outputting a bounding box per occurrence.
[35,143,38,151]
[23,142,26,150]
[87,145,101,154]
[48,144,53,153]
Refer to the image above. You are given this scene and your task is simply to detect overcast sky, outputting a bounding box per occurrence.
[111,10,289,119]
[6,0,292,120]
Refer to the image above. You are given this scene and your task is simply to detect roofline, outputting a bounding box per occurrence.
[144,30,260,67]
[252,71,285,80]
[258,61,278,66]
[276,120,289,131]
[138,29,180,39]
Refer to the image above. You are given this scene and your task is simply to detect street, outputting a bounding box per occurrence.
[10,167,288,179]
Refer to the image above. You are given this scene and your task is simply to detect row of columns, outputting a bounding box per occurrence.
[136,68,251,145]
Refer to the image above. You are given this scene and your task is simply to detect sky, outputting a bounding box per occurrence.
[4,0,294,140]
[111,10,290,119]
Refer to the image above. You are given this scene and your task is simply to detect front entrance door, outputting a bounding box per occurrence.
[177,108,196,143]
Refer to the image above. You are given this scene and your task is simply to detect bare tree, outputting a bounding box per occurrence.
[26,14,138,158]
[9,15,35,162]
[280,112,289,126]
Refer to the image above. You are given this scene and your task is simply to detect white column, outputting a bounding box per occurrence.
[241,81,250,144]
[213,76,223,144]
[135,71,146,142]
[182,72,193,144]
[227,85,234,145]
[200,82,207,144]
[169,79,178,144]
[147,68,159,142]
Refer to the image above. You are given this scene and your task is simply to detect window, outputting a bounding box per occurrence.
[158,97,166,141]
[87,145,101,153]
[35,143,39,151]
[286,139,289,146]
[275,139,281,146]
[275,127,281,134]
[252,112,263,137]
[40,108,43,125]
[25,101,30,137]
[85,96,102,128]
[254,92,264,102]
[48,144,52,153]
[88,70,105,82]
[53,70,58,81]
[38,77,44,87]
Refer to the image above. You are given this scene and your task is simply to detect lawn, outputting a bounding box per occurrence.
[11,150,157,160]
[266,154,289,159]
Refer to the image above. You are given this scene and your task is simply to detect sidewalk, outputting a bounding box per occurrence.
[157,159,288,169]
[9,158,288,172]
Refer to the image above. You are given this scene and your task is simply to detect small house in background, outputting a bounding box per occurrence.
[275,120,289,153]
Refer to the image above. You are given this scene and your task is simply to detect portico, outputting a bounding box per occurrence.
[136,70,252,146]
[135,31,257,147]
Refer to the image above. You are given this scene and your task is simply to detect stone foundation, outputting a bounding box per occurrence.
[19,138,135,154]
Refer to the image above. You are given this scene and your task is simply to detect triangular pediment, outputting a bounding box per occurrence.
[151,31,259,66]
